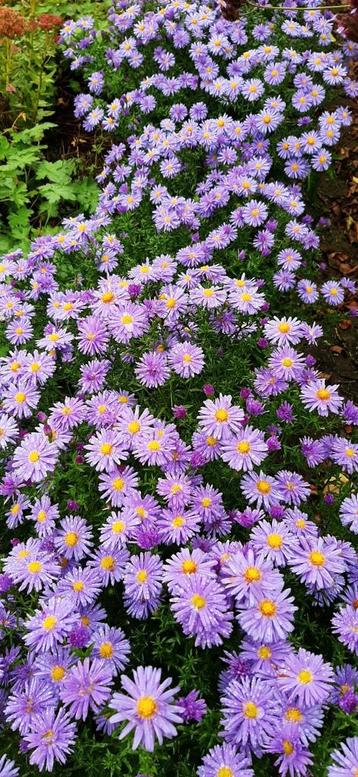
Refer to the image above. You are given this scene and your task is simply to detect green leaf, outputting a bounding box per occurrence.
[0,135,10,160]
[36,158,79,184]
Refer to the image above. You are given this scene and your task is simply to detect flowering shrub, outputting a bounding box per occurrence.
[0,0,357,775]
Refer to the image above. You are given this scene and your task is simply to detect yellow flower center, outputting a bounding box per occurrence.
[64,531,78,547]
[30,362,40,372]
[113,477,125,491]
[121,313,133,325]
[259,599,277,617]
[257,480,271,494]
[128,421,140,434]
[112,520,125,534]
[182,560,197,574]
[37,510,47,523]
[99,641,114,659]
[101,291,114,303]
[217,768,233,777]
[258,645,272,660]
[243,701,258,719]
[42,615,57,631]
[244,566,262,582]
[278,322,290,333]
[215,408,229,422]
[172,516,185,527]
[191,594,206,610]
[147,440,161,452]
[283,740,294,756]
[316,388,331,401]
[28,561,42,574]
[298,669,313,684]
[206,436,218,447]
[309,551,325,566]
[281,357,293,368]
[15,392,26,403]
[237,440,250,454]
[136,569,148,583]
[28,450,40,463]
[285,707,303,723]
[51,665,65,682]
[100,555,115,571]
[100,443,113,455]
[72,580,84,591]
[267,533,283,549]
[136,696,157,719]
[241,292,252,301]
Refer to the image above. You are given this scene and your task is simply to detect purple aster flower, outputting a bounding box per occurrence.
[278,648,333,706]
[198,394,244,441]
[178,690,207,723]
[328,737,358,777]
[221,548,281,604]
[266,728,313,777]
[12,432,58,483]
[135,350,170,388]
[123,552,163,620]
[24,708,77,772]
[92,625,130,674]
[220,426,268,472]
[332,605,358,654]
[54,515,93,560]
[109,666,183,751]
[60,658,113,720]
[0,755,19,777]
[250,519,297,567]
[241,470,282,509]
[238,586,296,643]
[5,678,55,734]
[24,596,77,652]
[330,438,358,474]
[321,280,345,306]
[340,494,358,534]
[198,743,254,777]
[221,676,279,750]
[289,536,346,589]
[85,429,128,472]
[170,573,233,648]
[168,342,204,378]
[300,379,342,417]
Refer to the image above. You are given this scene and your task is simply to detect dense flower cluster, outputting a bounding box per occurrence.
[0,0,357,774]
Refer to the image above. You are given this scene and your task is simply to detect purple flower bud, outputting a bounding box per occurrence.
[203,383,215,397]
[69,625,89,648]
[324,493,334,505]
[257,337,269,349]
[0,573,13,593]
[67,499,80,512]
[240,387,251,400]
[128,283,141,299]
[246,398,264,416]
[267,435,281,452]
[305,354,316,367]
[172,404,187,420]
[178,690,207,723]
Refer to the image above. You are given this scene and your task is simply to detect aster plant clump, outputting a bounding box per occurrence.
[0,0,357,775]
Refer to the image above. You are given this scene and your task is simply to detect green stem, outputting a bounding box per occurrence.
[4,38,12,90]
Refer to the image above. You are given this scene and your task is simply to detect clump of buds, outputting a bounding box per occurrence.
[0,6,27,38]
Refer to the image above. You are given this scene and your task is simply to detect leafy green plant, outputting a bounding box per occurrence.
[0,122,98,250]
